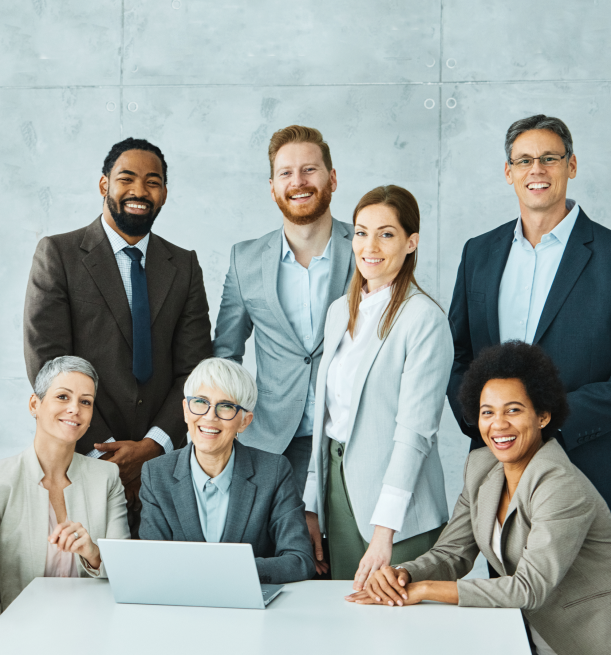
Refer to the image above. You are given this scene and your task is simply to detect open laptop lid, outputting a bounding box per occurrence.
[98,539,272,609]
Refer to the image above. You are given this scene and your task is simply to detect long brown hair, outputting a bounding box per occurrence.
[347,185,437,340]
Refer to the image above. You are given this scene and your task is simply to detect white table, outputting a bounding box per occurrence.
[0,579,531,654]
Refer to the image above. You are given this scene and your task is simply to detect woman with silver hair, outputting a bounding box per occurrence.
[0,356,130,612]
[139,357,315,584]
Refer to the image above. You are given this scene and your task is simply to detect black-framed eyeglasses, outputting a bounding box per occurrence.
[186,396,247,420]
[509,153,569,169]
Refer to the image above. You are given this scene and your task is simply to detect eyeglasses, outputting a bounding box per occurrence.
[509,153,568,169]
[186,396,247,420]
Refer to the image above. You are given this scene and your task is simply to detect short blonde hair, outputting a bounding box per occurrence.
[268,125,333,178]
[184,358,257,411]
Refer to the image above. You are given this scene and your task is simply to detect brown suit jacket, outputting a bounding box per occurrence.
[24,216,212,454]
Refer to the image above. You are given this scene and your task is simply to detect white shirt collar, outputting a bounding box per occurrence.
[281,227,332,264]
[514,199,579,247]
[101,216,150,257]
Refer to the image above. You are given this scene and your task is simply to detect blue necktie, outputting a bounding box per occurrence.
[123,247,153,384]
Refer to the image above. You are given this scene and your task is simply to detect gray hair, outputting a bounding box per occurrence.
[505,114,573,164]
[184,358,257,412]
[34,356,99,400]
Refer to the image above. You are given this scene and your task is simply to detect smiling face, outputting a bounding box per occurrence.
[183,383,253,461]
[270,142,337,225]
[30,372,95,447]
[478,378,550,467]
[353,203,419,292]
[100,149,168,237]
[504,129,577,215]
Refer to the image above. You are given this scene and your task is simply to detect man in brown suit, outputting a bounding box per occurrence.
[24,138,212,516]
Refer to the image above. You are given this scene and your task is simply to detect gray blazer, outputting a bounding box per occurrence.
[0,446,129,612]
[309,290,454,543]
[401,440,611,655]
[214,219,355,453]
[139,441,315,584]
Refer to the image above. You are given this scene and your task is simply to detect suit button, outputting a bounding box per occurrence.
[137,399,143,405]
[304,357,312,364]
[337,447,342,456]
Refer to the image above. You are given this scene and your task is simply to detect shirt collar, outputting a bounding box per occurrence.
[190,443,235,495]
[281,227,332,264]
[101,216,150,257]
[513,199,579,247]
[360,282,392,312]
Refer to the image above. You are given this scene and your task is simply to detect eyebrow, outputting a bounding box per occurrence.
[195,396,236,404]
[480,401,526,408]
[116,169,163,180]
[512,150,562,158]
[56,387,94,397]
[354,224,397,230]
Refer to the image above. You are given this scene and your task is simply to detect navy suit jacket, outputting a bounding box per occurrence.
[139,441,315,584]
[447,209,611,505]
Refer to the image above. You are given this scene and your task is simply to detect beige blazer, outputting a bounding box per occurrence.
[401,439,611,655]
[0,445,130,612]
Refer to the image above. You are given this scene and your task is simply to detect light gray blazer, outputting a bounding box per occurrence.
[401,439,611,655]
[214,219,355,454]
[309,290,454,543]
[0,445,129,612]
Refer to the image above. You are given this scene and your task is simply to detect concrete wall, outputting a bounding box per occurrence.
[2,1,609,574]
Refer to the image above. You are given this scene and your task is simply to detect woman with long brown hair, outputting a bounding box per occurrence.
[303,185,453,589]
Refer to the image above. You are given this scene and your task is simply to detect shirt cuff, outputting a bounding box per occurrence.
[303,471,318,514]
[85,437,116,459]
[369,485,413,533]
[144,427,174,454]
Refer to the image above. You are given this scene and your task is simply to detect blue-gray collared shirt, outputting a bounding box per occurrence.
[190,444,235,542]
[498,199,580,344]
[277,228,331,437]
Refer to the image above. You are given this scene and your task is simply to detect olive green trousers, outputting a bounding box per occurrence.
[325,441,445,581]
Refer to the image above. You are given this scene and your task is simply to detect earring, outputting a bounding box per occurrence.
[32,413,37,418]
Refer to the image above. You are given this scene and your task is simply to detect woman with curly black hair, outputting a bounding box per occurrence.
[347,341,611,655]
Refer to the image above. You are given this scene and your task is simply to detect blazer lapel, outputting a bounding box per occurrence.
[262,230,304,351]
[80,218,133,348]
[144,234,177,326]
[172,446,205,542]
[23,446,52,579]
[313,219,353,351]
[476,464,506,574]
[485,225,514,345]
[533,211,593,344]
[221,442,256,544]
[64,456,91,540]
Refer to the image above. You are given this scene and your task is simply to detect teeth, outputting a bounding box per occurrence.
[527,183,549,190]
[63,420,78,427]
[125,203,148,209]
[493,436,516,443]
[363,258,383,263]
[291,193,313,199]
[199,427,220,434]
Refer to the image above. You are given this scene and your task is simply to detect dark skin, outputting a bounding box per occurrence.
[94,150,168,506]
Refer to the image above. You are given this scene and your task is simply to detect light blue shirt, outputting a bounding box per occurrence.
[190,445,235,542]
[498,199,580,344]
[277,229,331,437]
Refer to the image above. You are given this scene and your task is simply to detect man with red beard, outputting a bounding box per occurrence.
[214,125,354,503]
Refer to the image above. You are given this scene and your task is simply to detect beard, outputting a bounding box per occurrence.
[106,195,161,237]
[274,178,333,226]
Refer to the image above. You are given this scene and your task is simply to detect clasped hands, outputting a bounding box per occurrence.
[48,520,101,571]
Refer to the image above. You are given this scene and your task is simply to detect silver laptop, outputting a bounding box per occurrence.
[98,539,283,609]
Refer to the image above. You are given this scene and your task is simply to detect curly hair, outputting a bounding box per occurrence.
[102,137,168,184]
[458,341,569,442]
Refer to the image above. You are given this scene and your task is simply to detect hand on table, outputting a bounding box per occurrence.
[352,525,394,591]
[49,520,101,570]
[346,566,413,605]
[94,439,162,484]
[305,511,329,575]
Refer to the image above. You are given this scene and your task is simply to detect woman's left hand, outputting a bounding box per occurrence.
[352,525,395,591]
[346,581,426,606]
[49,520,101,570]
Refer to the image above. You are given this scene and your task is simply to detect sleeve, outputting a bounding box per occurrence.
[381,302,454,496]
[138,461,173,541]
[303,470,318,513]
[81,463,130,579]
[144,427,174,454]
[457,472,596,610]
[446,240,480,441]
[399,454,480,581]
[213,245,254,363]
[24,237,114,443]
[559,378,611,451]
[254,457,316,584]
[149,251,213,448]
[369,485,413,532]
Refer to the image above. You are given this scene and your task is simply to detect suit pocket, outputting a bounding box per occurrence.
[246,299,271,311]
[562,590,611,609]
[467,291,485,304]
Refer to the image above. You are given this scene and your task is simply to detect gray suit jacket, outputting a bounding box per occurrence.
[139,441,315,584]
[214,219,355,453]
[309,290,453,543]
[24,217,213,453]
[401,439,611,655]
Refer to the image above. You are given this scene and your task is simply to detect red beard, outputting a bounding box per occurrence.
[275,179,333,226]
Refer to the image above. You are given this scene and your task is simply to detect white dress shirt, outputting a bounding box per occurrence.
[86,218,173,458]
[277,229,331,437]
[304,283,412,533]
[498,200,579,344]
